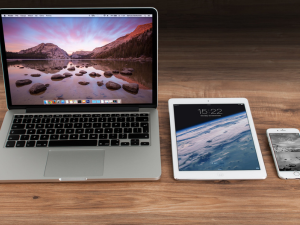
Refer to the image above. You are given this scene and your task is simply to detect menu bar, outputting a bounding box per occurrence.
[2,14,152,18]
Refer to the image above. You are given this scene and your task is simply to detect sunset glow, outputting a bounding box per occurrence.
[2,16,152,54]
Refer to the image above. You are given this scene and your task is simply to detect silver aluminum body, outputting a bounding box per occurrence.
[0,108,161,182]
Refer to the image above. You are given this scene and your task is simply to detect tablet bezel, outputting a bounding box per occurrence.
[168,98,267,180]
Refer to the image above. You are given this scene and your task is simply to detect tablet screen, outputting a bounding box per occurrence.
[174,104,260,171]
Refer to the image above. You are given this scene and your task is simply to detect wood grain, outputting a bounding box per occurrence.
[1,1,300,224]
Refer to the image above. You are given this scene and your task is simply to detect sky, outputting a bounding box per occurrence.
[2,16,152,55]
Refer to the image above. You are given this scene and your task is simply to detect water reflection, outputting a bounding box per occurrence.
[7,59,152,105]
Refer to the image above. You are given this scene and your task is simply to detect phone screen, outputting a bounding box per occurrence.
[269,133,300,171]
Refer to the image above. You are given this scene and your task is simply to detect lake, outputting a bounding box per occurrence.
[7,59,153,105]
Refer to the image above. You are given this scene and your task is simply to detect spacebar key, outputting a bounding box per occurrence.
[48,140,97,147]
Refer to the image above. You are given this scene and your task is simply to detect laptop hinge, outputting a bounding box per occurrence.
[26,107,139,113]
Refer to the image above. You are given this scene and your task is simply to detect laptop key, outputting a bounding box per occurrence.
[10,130,26,135]
[60,134,69,139]
[8,135,19,140]
[89,118,97,122]
[70,134,78,139]
[32,118,41,123]
[95,128,103,133]
[24,115,34,118]
[70,118,78,123]
[40,135,49,140]
[140,113,149,117]
[126,117,134,122]
[73,114,81,117]
[89,134,98,139]
[104,128,113,133]
[63,114,72,117]
[103,123,111,128]
[79,134,88,139]
[99,140,109,146]
[131,139,139,146]
[79,118,88,123]
[37,129,46,134]
[117,117,125,122]
[13,119,22,123]
[22,118,32,123]
[82,114,91,117]
[14,115,23,118]
[30,135,39,140]
[46,129,55,134]
[129,134,149,139]
[122,123,130,127]
[92,114,100,117]
[55,124,63,128]
[119,134,127,139]
[141,142,149,146]
[75,129,84,134]
[27,129,36,135]
[85,128,94,133]
[11,124,25,129]
[93,123,102,128]
[45,124,54,128]
[112,123,120,127]
[66,129,75,134]
[98,118,106,122]
[136,117,148,122]
[114,128,122,133]
[26,124,35,129]
[26,141,36,147]
[121,142,129,146]
[36,124,44,129]
[83,123,92,128]
[111,140,119,146]
[74,123,82,128]
[131,123,139,127]
[56,129,65,134]
[109,134,118,139]
[133,128,142,133]
[16,141,26,147]
[20,135,30,140]
[64,123,73,128]
[99,134,108,139]
[124,128,132,133]
[49,140,97,147]
[108,118,116,122]
[50,135,59,140]
[6,141,15,147]
[36,141,48,147]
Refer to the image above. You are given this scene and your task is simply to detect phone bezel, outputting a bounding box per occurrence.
[266,128,300,179]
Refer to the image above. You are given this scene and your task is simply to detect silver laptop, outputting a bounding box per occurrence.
[0,8,161,182]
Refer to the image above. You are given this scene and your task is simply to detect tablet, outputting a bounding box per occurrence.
[168,98,267,180]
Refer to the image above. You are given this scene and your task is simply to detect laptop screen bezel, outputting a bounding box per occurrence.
[0,7,158,110]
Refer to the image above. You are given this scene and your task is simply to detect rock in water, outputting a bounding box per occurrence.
[104,71,113,76]
[16,79,32,86]
[123,68,134,72]
[120,70,132,75]
[19,66,24,69]
[78,81,89,85]
[75,73,83,76]
[97,80,104,86]
[79,70,87,74]
[45,84,50,87]
[63,72,73,77]
[89,72,96,76]
[67,66,75,70]
[29,83,47,94]
[106,81,121,90]
[95,73,101,77]
[51,74,65,79]
[112,70,119,73]
[31,74,41,77]
[122,83,139,94]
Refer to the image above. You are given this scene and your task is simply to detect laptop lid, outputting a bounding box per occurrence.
[0,8,158,111]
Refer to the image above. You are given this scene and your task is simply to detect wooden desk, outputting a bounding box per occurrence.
[1,28,300,224]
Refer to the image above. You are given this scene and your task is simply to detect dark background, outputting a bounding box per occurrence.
[174,104,246,131]
[1,0,300,29]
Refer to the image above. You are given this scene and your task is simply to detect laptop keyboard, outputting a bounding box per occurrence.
[6,113,150,147]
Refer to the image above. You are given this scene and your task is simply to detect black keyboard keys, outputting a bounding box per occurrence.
[6,141,15,147]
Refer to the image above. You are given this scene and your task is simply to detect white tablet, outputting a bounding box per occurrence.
[168,98,267,180]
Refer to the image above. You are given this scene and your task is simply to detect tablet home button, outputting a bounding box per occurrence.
[293,172,300,176]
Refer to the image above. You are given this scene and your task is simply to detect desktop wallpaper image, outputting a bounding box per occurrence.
[174,104,260,171]
[2,16,153,105]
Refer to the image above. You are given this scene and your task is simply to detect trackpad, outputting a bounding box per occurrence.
[44,150,105,177]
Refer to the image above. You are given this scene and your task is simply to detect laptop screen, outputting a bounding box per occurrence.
[1,13,153,106]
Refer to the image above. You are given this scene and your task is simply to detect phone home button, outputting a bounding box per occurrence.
[293,172,300,176]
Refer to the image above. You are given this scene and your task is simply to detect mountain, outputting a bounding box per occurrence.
[91,23,153,58]
[18,43,70,59]
[70,51,93,59]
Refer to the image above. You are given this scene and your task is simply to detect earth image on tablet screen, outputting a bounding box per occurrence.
[176,112,260,171]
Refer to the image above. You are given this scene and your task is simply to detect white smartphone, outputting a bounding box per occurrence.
[266,128,300,179]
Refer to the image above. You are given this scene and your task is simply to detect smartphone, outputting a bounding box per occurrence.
[266,128,300,179]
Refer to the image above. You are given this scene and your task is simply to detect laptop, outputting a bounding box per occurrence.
[0,8,161,182]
